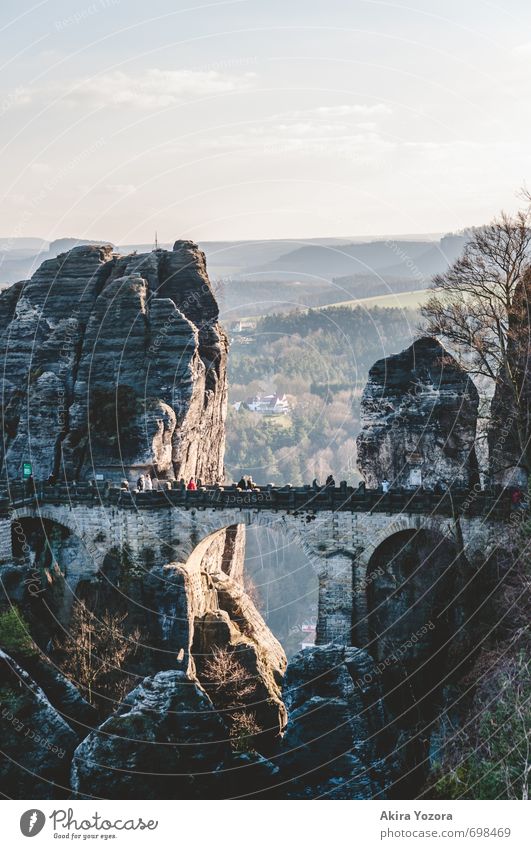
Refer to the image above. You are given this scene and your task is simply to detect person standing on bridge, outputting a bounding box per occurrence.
[136,474,145,492]
[187,476,197,491]
[144,474,153,491]
[511,486,525,510]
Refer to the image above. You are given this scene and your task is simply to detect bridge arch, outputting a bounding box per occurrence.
[175,512,323,655]
[356,514,456,570]
[8,509,102,629]
[10,505,109,570]
[174,507,328,570]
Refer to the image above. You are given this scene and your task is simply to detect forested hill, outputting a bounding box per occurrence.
[226,305,418,485]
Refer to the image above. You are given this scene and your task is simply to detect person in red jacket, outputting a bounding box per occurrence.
[187,477,197,491]
[511,486,524,510]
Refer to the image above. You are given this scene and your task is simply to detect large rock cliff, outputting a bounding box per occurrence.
[488,270,531,485]
[0,241,227,484]
[357,337,479,489]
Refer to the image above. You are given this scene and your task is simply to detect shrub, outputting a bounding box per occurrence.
[0,608,37,657]
[229,710,261,753]
[201,646,263,750]
[429,649,531,800]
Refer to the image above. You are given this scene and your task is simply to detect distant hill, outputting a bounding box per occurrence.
[0,237,47,251]
[0,237,112,285]
[0,234,466,317]
[244,234,467,281]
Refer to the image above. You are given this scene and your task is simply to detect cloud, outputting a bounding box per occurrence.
[14,68,255,111]
[106,183,137,196]
[309,104,392,117]
[194,101,393,156]
[0,86,32,116]
[194,102,392,154]
[198,125,395,165]
[511,41,531,57]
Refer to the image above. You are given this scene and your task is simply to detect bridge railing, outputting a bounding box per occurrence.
[0,480,513,519]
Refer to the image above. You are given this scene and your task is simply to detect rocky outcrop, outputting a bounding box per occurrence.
[144,526,287,736]
[0,649,79,798]
[0,240,227,484]
[276,645,399,799]
[70,648,399,800]
[71,669,230,798]
[71,669,279,799]
[357,337,479,489]
[488,270,531,485]
[71,524,287,736]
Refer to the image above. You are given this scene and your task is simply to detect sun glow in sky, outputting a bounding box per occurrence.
[2,0,531,242]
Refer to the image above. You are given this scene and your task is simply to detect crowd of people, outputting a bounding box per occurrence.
[23,469,531,510]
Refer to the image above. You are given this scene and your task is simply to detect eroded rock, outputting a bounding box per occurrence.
[277,645,399,799]
[71,669,279,799]
[357,337,479,489]
[0,241,227,484]
[0,649,79,798]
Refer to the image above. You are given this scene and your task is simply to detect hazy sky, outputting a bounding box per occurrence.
[2,0,531,242]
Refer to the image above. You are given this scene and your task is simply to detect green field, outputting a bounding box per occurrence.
[317,288,430,311]
[238,288,430,322]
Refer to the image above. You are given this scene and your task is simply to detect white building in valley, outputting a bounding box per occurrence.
[246,393,291,416]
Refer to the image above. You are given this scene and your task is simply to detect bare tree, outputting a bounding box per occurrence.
[201,646,263,750]
[202,645,257,706]
[56,601,141,711]
[421,207,531,469]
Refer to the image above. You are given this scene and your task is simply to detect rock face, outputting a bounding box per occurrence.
[70,649,397,800]
[357,337,479,489]
[488,271,531,485]
[277,645,399,799]
[143,525,287,736]
[71,669,279,799]
[71,669,232,799]
[73,524,287,736]
[0,649,79,798]
[0,241,227,484]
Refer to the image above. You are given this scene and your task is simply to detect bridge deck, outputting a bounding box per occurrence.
[0,481,513,520]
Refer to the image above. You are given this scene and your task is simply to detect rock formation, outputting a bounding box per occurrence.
[0,649,80,798]
[0,241,227,484]
[71,669,280,800]
[70,647,399,800]
[80,525,287,737]
[71,668,235,798]
[488,269,531,485]
[277,645,399,799]
[357,336,479,489]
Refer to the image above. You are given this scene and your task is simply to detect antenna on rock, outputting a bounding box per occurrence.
[154,231,159,251]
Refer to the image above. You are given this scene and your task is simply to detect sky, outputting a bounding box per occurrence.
[1,0,531,243]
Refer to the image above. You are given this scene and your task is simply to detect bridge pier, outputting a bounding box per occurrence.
[0,516,12,565]
[315,553,354,645]
[351,557,370,649]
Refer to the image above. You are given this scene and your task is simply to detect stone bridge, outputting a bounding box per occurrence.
[0,483,506,645]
